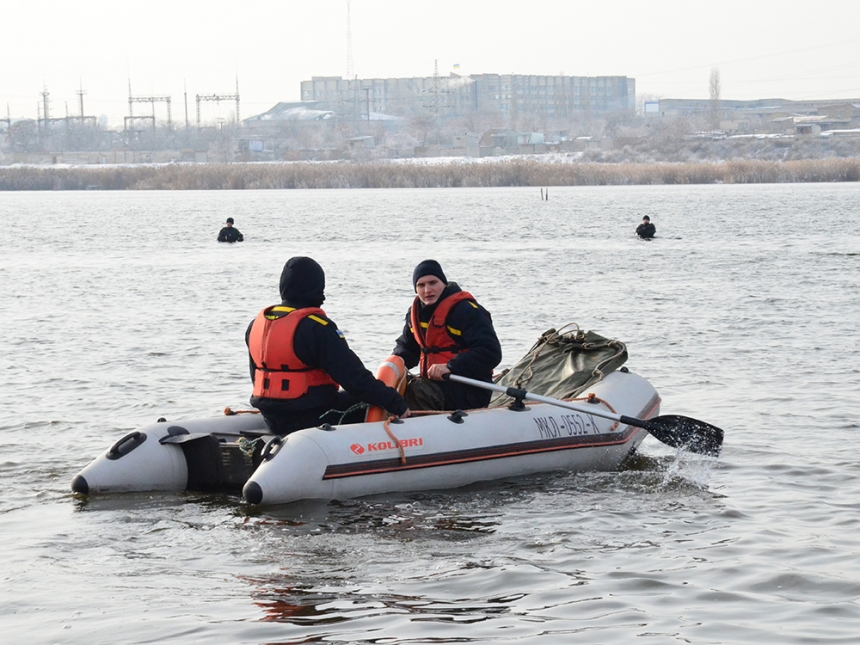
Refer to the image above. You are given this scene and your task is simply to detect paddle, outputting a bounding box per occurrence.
[445,374,723,456]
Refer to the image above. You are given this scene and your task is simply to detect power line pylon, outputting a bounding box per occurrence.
[196,78,240,129]
[423,60,450,145]
[127,80,172,130]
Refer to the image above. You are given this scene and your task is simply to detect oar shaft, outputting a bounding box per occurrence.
[447,374,626,426]
[446,373,723,456]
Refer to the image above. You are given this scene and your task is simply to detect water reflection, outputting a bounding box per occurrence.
[248,496,504,539]
[235,459,724,639]
[249,575,522,626]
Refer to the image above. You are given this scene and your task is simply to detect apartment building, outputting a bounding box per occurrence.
[300,73,635,120]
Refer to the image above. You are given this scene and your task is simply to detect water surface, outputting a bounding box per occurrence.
[1,184,859,644]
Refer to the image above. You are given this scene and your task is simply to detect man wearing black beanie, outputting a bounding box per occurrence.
[635,215,656,240]
[217,217,244,243]
[393,259,502,411]
[246,257,410,434]
[411,259,447,289]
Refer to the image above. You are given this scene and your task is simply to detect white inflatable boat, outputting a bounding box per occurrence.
[71,369,663,506]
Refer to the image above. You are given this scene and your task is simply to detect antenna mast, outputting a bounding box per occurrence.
[346,0,354,79]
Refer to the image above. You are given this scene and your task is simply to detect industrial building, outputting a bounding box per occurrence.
[300,72,636,120]
[645,97,860,135]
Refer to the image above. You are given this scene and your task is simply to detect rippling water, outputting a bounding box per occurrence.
[2,184,859,644]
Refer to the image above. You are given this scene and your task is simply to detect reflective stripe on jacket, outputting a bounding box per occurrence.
[248,305,338,399]
[410,291,476,377]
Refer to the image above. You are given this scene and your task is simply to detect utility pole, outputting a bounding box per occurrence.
[39,87,51,150]
[77,83,86,121]
[41,86,50,125]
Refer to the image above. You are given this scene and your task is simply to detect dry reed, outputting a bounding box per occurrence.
[1,157,859,191]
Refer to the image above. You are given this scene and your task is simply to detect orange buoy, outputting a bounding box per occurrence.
[365,355,407,422]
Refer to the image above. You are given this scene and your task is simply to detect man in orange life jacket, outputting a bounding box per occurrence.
[246,257,410,435]
[392,260,502,411]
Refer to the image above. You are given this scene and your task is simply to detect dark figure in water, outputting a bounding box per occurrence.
[217,217,244,243]
[636,215,656,240]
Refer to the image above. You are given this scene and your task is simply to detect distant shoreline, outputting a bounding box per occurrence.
[1,157,859,190]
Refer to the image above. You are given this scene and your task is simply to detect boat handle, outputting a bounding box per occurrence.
[106,431,147,460]
[261,436,284,461]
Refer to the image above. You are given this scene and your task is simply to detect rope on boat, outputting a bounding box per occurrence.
[514,323,582,388]
[319,402,369,425]
[572,393,619,432]
[383,416,407,465]
[497,322,627,402]
[224,407,261,415]
[237,436,263,457]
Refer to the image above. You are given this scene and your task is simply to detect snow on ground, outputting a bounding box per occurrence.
[0,152,591,170]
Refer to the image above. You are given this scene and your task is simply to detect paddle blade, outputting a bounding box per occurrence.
[645,415,724,456]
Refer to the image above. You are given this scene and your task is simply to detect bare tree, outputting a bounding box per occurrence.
[709,68,721,129]
[7,120,40,152]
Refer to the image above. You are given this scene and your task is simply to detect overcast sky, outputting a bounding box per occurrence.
[3,0,860,126]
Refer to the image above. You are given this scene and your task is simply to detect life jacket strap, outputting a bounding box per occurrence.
[421,345,460,355]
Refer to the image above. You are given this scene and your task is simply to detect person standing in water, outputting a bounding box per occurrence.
[636,215,656,240]
[217,217,244,243]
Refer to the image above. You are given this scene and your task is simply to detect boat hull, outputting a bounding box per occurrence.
[244,370,658,505]
[71,413,271,495]
[72,370,659,505]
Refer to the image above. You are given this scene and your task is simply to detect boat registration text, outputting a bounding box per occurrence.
[534,413,601,439]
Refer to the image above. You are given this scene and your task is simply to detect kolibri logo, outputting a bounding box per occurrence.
[350,437,424,455]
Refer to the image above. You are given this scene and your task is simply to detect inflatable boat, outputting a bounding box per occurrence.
[72,325,724,506]
[71,368,663,505]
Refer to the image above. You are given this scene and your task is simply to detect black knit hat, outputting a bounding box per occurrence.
[279,257,326,306]
[226,217,234,224]
[412,259,447,290]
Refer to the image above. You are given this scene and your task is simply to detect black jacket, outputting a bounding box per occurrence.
[393,283,502,409]
[636,222,656,239]
[218,226,244,243]
[246,304,408,430]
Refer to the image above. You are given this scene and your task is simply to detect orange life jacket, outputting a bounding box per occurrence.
[248,306,338,399]
[410,291,476,377]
